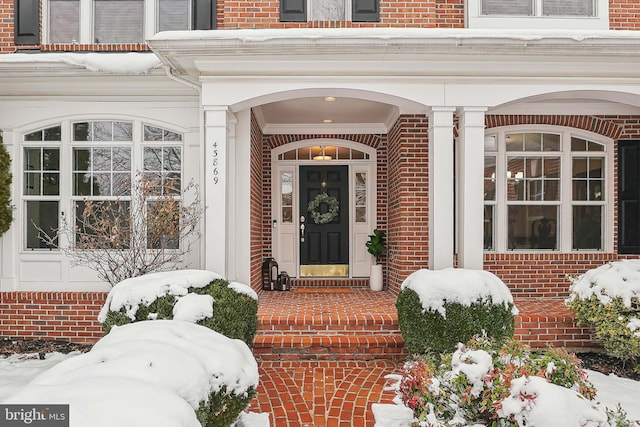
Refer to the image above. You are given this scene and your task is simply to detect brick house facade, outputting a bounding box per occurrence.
[2,0,640,343]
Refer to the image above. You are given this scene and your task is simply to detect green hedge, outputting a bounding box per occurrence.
[0,134,13,237]
[396,288,515,355]
[196,385,256,427]
[102,278,258,346]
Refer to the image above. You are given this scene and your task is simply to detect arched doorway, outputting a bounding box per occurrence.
[271,139,377,278]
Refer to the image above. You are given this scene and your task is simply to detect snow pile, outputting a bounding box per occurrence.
[568,260,640,306]
[498,375,608,427]
[401,268,518,317]
[172,293,214,322]
[98,269,223,322]
[451,346,493,397]
[0,52,161,74]
[5,321,259,427]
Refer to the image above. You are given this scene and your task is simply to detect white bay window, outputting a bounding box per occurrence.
[484,129,611,252]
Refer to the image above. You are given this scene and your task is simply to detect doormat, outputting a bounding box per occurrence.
[294,288,352,294]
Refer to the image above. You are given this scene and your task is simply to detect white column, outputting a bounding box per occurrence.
[457,107,488,270]
[203,106,235,277]
[428,107,455,270]
[232,109,252,285]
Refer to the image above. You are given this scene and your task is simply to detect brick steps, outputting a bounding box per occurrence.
[253,333,406,361]
[253,290,601,363]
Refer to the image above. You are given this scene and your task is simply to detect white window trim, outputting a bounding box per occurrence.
[466,0,609,30]
[43,0,178,44]
[485,125,613,253]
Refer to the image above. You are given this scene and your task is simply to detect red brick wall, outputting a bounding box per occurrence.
[17,0,640,53]
[386,115,430,293]
[250,111,265,292]
[0,292,106,343]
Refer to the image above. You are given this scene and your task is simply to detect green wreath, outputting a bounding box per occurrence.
[308,193,339,225]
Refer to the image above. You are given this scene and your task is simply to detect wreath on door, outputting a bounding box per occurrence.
[308,193,339,225]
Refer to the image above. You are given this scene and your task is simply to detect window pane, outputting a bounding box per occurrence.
[144,148,162,171]
[44,126,62,141]
[50,0,79,43]
[587,141,604,152]
[571,137,587,152]
[484,205,494,250]
[93,148,111,171]
[26,201,58,249]
[158,0,190,31]
[484,136,497,151]
[164,148,181,171]
[484,156,496,201]
[281,172,293,223]
[147,200,179,249]
[542,133,560,151]
[24,130,43,142]
[113,122,133,141]
[144,125,163,141]
[73,122,90,141]
[43,173,60,196]
[113,148,131,171]
[94,0,144,43]
[24,172,41,195]
[75,201,131,249]
[524,133,541,151]
[508,205,558,250]
[310,0,346,21]
[573,206,602,250]
[93,122,112,141]
[589,158,603,178]
[542,0,594,17]
[506,133,524,151]
[355,172,366,223]
[24,148,41,170]
[43,149,60,171]
[482,0,533,15]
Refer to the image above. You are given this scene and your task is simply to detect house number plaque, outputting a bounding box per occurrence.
[212,141,219,185]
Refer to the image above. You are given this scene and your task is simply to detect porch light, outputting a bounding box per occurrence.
[322,119,333,123]
[323,96,337,102]
[313,146,332,161]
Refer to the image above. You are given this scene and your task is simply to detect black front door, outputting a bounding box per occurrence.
[299,165,349,275]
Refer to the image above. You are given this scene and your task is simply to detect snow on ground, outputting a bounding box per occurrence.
[1,321,266,427]
[2,351,640,427]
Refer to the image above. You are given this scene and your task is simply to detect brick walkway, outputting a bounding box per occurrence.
[249,288,596,426]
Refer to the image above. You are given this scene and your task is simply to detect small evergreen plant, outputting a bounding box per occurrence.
[0,134,13,237]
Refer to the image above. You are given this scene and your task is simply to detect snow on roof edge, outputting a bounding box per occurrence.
[0,52,162,74]
[150,27,640,43]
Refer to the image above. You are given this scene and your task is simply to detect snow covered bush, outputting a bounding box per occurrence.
[99,269,259,346]
[396,336,602,426]
[396,268,518,355]
[566,260,640,370]
[7,320,259,427]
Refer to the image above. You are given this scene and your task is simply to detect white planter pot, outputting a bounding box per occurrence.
[369,264,383,292]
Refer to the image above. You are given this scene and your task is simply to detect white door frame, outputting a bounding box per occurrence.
[271,139,377,278]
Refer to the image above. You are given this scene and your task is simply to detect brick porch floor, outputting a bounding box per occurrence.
[249,288,598,426]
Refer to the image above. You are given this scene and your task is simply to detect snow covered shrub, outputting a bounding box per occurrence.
[396,268,518,355]
[99,269,258,345]
[396,336,600,426]
[566,260,640,369]
[10,320,259,427]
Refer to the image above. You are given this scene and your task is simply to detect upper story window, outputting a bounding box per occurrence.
[467,0,608,30]
[280,0,378,22]
[45,0,213,44]
[483,129,611,253]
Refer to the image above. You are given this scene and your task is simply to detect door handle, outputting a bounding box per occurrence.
[300,215,305,242]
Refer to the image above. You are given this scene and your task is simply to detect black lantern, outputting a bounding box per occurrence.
[261,258,278,291]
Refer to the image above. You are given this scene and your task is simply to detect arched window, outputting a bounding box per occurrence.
[22,121,183,250]
[483,128,610,252]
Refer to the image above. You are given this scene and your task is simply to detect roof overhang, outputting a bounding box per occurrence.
[148,28,640,83]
